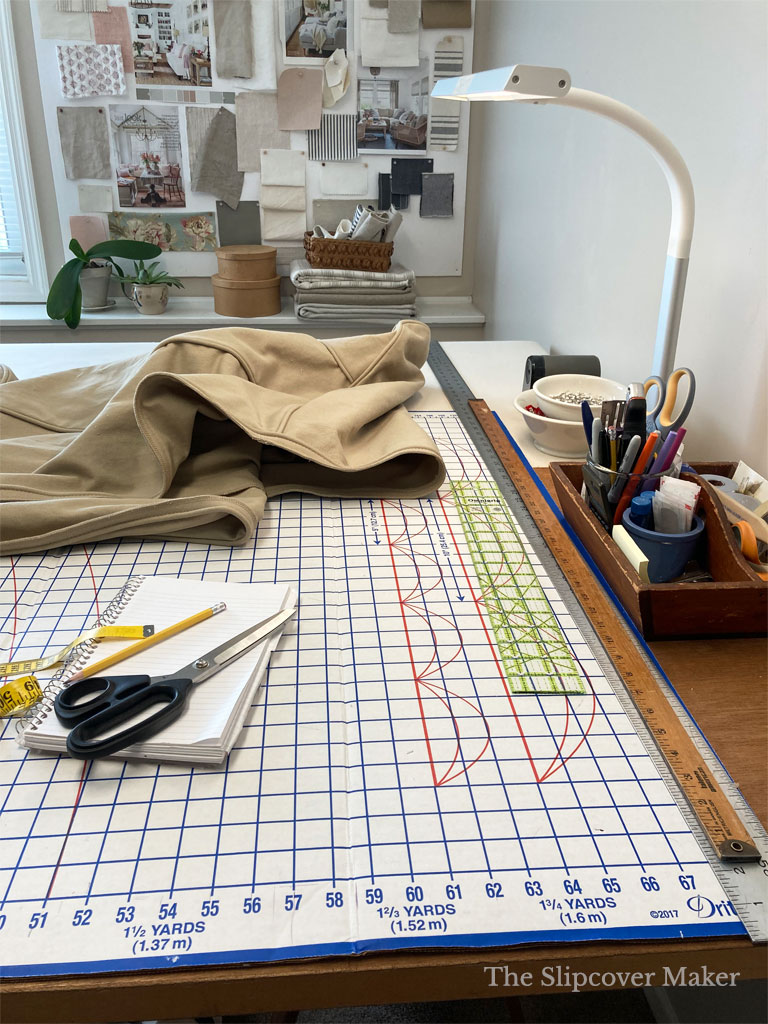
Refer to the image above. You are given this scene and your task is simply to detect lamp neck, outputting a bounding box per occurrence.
[553,87,694,260]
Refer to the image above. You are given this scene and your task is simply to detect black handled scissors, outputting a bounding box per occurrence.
[54,606,296,759]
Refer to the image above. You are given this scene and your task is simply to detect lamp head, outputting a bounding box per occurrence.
[431,64,571,103]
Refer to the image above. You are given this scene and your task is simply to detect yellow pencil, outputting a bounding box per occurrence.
[67,602,227,682]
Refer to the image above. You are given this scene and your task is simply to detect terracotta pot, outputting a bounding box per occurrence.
[80,265,112,310]
[131,283,169,315]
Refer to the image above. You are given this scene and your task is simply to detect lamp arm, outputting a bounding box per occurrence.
[553,88,695,377]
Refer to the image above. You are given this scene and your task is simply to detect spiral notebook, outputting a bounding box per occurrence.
[17,575,297,764]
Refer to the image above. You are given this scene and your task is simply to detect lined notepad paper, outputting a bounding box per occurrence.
[18,576,297,764]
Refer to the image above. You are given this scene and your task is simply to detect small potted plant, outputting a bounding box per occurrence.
[123,259,184,315]
[46,238,163,329]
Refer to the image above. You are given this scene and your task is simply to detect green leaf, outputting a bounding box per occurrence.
[86,239,162,260]
[68,239,87,261]
[46,258,84,320]
[63,283,82,329]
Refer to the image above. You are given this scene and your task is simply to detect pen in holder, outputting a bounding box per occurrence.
[582,454,676,531]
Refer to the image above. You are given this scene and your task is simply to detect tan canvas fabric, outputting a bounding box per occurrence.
[0,322,445,554]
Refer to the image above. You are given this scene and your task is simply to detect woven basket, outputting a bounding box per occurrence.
[303,232,393,272]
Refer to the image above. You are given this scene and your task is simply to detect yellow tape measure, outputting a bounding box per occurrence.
[0,624,154,677]
[0,676,43,717]
[0,624,154,718]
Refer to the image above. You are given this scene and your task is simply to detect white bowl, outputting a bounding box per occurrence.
[514,389,589,457]
[532,373,626,421]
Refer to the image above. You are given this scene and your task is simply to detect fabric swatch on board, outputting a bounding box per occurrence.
[391,158,434,195]
[217,201,262,246]
[429,36,464,151]
[278,68,323,130]
[388,0,420,33]
[77,184,113,213]
[186,106,219,185]
[92,4,134,73]
[57,106,111,179]
[261,149,306,188]
[235,94,288,173]
[366,0,389,11]
[38,2,94,40]
[421,0,472,29]
[323,49,350,108]
[307,114,357,162]
[56,0,108,10]
[321,163,369,197]
[57,44,125,98]
[261,208,307,242]
[313,198,369,230]
[420,173,454,217]
[109,211,216,251]
[360,19,419,68]
[192,108,244,210]
[260,186,306,211]
[213,0,254,79]
[69,215,108,252]
[378,172,409,211]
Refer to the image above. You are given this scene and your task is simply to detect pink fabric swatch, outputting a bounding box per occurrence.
[93,5,134,73]
[69,215,108,252]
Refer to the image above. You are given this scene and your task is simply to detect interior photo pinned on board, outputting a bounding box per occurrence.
[110,104,186,209]
[357,58,430,153]
[281,0,350,63]
[131,0,211,87]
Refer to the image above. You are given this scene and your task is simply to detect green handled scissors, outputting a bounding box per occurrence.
[54,606,296,759]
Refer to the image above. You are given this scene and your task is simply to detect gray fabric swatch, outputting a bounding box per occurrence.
[378,173,409,211]
[235,93,288,172]
[57,106,111,179]
[192,107,244,210]
[388,0,421,33]
[421,0,472,29]
[186,106,219,186]
[391,158,433,195]
[307,114,357,161]
[420,173,454,217]
[213,0,254,79]
[216,201,262,246]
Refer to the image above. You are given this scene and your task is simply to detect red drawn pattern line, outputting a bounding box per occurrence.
[380,500,491,787]
[45,545,98,901]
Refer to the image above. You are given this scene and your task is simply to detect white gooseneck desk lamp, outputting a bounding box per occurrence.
[432,65,694,379]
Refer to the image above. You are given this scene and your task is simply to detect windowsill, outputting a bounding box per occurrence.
[0,295,485,333]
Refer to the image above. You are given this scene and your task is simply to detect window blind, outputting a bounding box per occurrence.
[0,105,24,265]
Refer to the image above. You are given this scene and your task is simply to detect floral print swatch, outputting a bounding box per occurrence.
[108,211,216,252]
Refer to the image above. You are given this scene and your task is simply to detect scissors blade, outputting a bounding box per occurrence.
[163,606,297,686]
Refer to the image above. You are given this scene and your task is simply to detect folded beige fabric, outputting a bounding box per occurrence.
[0,324,444,554]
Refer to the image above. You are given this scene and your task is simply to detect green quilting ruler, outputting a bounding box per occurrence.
[451,480,585,694]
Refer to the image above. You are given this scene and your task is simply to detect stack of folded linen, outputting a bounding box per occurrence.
[290,259,417,321]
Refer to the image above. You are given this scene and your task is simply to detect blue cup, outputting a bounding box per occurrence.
[621,509,705,583]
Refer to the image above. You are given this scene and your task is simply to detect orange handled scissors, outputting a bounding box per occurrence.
[644,367,696,439]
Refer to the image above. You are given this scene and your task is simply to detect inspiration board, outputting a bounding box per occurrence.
[31,0,475,278]
[0,410,743,978]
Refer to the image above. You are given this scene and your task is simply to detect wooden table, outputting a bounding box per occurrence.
[1,341,766,1022]
[190,56,211,86]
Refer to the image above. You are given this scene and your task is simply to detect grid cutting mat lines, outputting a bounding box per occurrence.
[450,481,585,695]
[0,411,744,979]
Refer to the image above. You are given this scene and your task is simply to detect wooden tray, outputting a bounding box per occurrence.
[549,461,767,639]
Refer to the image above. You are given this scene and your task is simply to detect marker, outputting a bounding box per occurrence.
[67,603,227,683]
[612,431,660,524]
[607,434,642,504]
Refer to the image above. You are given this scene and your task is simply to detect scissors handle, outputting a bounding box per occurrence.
[55,674,194,759]
[657,367,695,434]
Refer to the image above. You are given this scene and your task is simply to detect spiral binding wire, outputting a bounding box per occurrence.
[16,575,146,734]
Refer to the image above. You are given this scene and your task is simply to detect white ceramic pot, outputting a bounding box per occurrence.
[79,265,112,310]
[131,283,168,315]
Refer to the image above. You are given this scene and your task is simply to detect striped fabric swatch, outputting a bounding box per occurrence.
[307,114,358,162]
[429,36,464,151]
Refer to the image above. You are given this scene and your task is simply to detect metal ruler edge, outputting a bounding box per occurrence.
[427,341,768,943]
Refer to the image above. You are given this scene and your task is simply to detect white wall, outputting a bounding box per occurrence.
[469,0,767,472]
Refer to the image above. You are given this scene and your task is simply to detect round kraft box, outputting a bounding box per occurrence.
[215,244,277,282]
[212,275,282,317]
